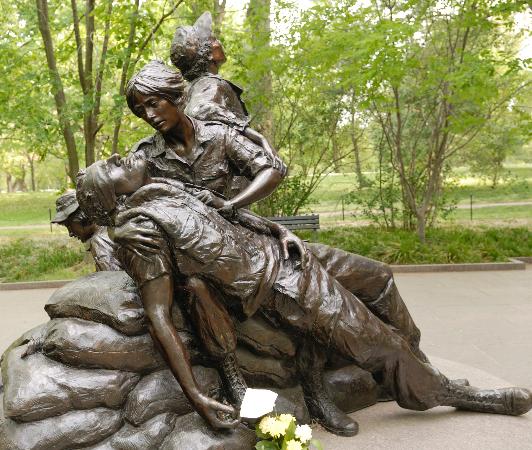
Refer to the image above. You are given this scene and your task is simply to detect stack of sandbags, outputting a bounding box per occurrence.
[0,271,377,450]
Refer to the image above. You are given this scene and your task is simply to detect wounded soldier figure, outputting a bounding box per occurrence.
[76,153,532,432]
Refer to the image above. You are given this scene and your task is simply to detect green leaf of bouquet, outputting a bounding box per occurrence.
[255,440,280,450]
[284,420,296,441]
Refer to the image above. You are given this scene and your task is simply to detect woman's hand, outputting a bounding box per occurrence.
[194,393,240,430]
[194,190,237,220]
[194,190,227,209]
[278,227,309,269]
[110,217,163,259]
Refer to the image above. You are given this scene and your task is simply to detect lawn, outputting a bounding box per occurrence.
[306,167,532,212]
[0,192,58,226]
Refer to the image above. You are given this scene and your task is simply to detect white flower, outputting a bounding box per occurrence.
[286,439,304,450]
[295,424,313,443]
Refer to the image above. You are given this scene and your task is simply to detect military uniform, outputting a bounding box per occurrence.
[114,183,448,412]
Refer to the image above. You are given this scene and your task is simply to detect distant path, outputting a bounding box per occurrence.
[0,224,50,230]
[316,200,532,217]
[455,200,532,209]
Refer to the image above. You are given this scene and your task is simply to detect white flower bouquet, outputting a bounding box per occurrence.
[255,413,323,450]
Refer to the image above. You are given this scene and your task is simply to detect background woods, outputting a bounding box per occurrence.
[0,0,530,243]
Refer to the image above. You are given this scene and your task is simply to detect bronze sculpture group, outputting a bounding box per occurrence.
[8,11,532,446]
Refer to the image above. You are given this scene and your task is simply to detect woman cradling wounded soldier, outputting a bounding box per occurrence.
[76,103,531,434]
[113,60,425,436]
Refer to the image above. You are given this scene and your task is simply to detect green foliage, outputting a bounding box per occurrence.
[0,237,91,282]
[253,173,314,216]
[298,226,532,264]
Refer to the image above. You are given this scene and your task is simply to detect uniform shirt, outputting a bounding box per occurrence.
[87,226,122,272]
[131,117,286,199]
[114,183,279,318]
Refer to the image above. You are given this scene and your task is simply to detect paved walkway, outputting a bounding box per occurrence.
[0,268,531,449]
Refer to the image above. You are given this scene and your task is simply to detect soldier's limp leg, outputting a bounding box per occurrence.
[307,243,424,359]
[276,260,532,418]
[185,276,247,406]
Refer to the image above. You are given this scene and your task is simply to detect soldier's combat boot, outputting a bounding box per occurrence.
[221,352,247,407]
[440,381,532,416]
[297,339,358,436]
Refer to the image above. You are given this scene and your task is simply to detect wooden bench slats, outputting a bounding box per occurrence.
[267,215,320,235]
[267,215,319,222]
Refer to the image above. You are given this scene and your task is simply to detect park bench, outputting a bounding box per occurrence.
[267,214,320,241]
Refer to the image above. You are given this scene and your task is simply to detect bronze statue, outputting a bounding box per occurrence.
[2,14,530,448]
[117,54,428,435]
[76,151,532,434]
[51,191,121,271]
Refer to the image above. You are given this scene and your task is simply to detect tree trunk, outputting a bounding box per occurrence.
[36,0,79,184]
[111,0,140,155]
[6,173,12,192]
[416,210,426,243]
[246,0,274,142]
[212,0,226,34]
[27,154,36,191]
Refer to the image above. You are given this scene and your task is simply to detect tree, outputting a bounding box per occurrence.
[31,0,185,182]
[292,0,530,241]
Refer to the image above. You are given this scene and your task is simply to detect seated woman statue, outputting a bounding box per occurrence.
[76,154,532,433]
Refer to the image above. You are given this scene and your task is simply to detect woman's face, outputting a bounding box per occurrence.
[107,154,146,195]
[132,92,180,134]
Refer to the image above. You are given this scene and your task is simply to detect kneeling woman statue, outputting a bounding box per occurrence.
[76,153,532,431]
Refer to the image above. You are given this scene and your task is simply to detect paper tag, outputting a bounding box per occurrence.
[239,388,278,419]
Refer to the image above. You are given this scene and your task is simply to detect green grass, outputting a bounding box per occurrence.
[0,192,58,226]
[0,236,93,282]
[298,226,532,264]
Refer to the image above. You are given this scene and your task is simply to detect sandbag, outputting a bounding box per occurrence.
[124,367,221,426]
[42,318,165,372]
[160,412,256,450]
[235,316,296,359]
[2,345,139,422]
[324,364,378,413]
[45,271,146,335]
[0,323,49,364]
[0,398,122,450]
[236,347,297,388]
[271,386,310,424]
[87,413,177,450]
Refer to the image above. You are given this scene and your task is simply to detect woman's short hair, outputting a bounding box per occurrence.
[126,60,186,116]
[76,160,117,226]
